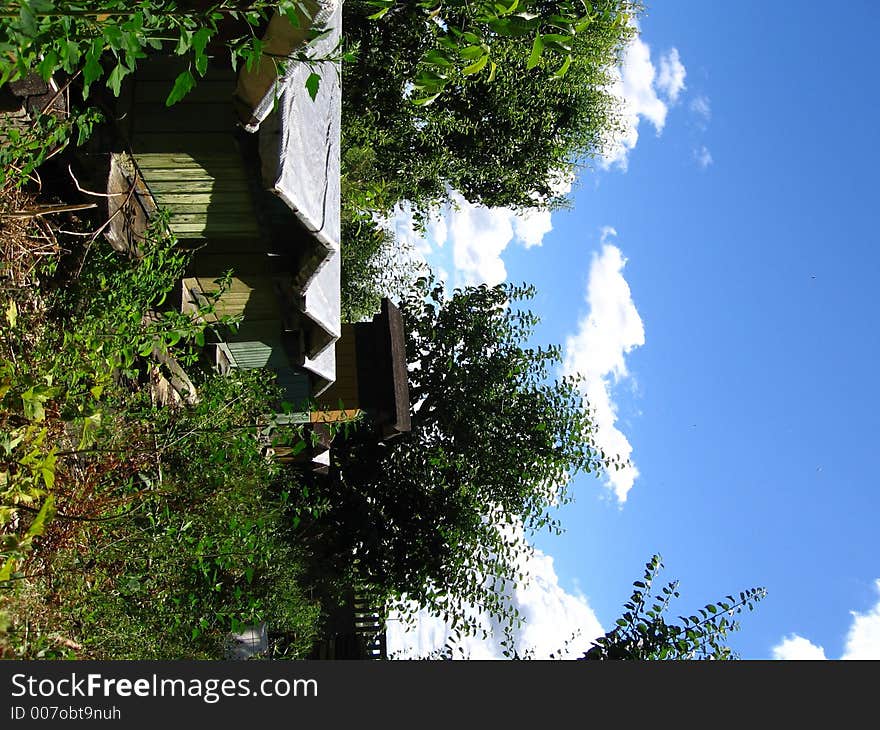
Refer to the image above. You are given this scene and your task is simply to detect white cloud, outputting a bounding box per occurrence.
[690,95,712,124]
[772,635,828,660]
[386,181,572,287]
[513,207,554,249]
[386,526,604,659]
[656,48,687,103]
[842,579,880,659]
[772,579,880,660]
[686,97,712,169]
[447,200,514,285]
[428,213,448,248]
[694,144,713,169]
[602,37,667,170]
[601,27,687,171]
[386,204,432,259]
[562,230,645,503]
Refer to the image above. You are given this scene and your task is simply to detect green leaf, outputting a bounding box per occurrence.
[106,62,131,97]
[245,39,263,72]
[18,2,37,37]
[459,44,486,61]
[192,27,212,77]
[305,72,320,101]
[21,389,45,422]
[5,299,17,328]
[282,1,302,28]
[462,54,488,76]
[36,50,58,81]
[575,14,594,33]
[64,40,82,73]
[289,440,307,456]
[367,5,392,20]
[542,33,572,45]
[176,29,193,56]
[39,450,56,488]
[527,33,543,69]
[423,49,452,66]
[102,24,123,52]
[412,92,441,107]
[166,69,196,106]
[29,0,53,13]
[553,54,572,78]
[0,556,16,583]
[82,39,105,99]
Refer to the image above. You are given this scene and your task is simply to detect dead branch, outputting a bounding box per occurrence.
[3,202,97,219]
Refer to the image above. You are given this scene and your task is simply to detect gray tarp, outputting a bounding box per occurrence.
[237,1,341,394]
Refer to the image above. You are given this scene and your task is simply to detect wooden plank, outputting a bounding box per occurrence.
[134,55,235,82]
[224,320,287,343]
[192,253,272,277]
[198,276,275,296]
[169,212,257,228]
[131,132,238,154]
[132,106,237,134]
[146,191,251,205]
[135,154,245,171]
[134,80,235,105]
[311,410,362,424]
[168,224,257,238]
[213,302,280,320]
[147,180,252,194]
[139,168,248,182]
[188,237,270,254]
[162,202,255,216]
[141,169,248,184]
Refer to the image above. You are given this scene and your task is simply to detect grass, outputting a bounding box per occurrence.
[0,176,325,659]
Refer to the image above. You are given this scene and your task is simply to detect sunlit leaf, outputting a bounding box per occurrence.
[165,68,196,106]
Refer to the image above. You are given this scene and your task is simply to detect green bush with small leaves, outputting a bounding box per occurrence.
[581,555,767,660]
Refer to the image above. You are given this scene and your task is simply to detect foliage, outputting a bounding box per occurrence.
[581,555,767,660]
[0,107,103,190]
[340,210,425,323]
[47,371,321,660]
[0,2,341,190]
[1,372,322,659]
[0,197,321,659]
[0,0,327,104]
[0,217,213,584]
[362,0,635,101]
[342,0,636,218]
[313,275,612,639]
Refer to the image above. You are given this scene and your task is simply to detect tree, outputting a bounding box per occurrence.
[581,555,767,660]
[342,0,637,218]
[306,276,616,637]
[0,1,336,188]
[339,212,424,323]
[0,1,323,103]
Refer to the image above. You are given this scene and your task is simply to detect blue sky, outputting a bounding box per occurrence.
[386,1,880,659]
